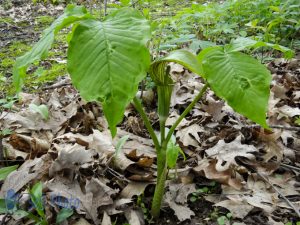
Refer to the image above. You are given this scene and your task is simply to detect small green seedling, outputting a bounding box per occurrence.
[29,103,49,120]
[14,5,274,218]
[217,213,232,225]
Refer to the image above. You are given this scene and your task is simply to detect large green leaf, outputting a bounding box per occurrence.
[13,5,90,92]
[67,8,151,137]
[199,46,271,128]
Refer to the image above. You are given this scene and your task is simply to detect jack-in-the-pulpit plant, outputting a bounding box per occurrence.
[14,5,276,218]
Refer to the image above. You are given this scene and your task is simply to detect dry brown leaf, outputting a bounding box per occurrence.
[49,144,95,176]
[166,111,188,129]
[205,135,257,171]
[124,209,144,225]
[85,178,117,222]
[257,129,283,162]
[202,96,225,121]
[114,151,135,171]
[2,138,28,159]
[0,155,51,197]
[277,105,300,118]
[0,101,78,134]
[267,173,300,196]
[100,198,132,215]
[176,124,205,148]
[215,199,254,219]
[90,129,115,155]
[164,188,195,222]
[169,183,196,205]
[271,84,288,99]
[47,177,116,224]
[221,173,298,215]
[171,83,196,107]
[101,211,112,225]
[73,218,92,225]
[114,129,156,158]
[120,182,151,199]
[193,159,244,190]
[9,133,50,154]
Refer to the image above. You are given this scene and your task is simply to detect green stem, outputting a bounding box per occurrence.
[150,83,209,218]
[133,96,160,151]
[165,83,209,146]
[151,142,167,218]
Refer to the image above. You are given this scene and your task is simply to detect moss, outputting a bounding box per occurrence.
[35,15,54,26]
[8,41,31,57]
[0,17,14,24]
[0,58,14,68]
[23,63,67,91]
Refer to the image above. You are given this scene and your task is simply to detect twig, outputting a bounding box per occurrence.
[41,81,71,90]
[281,163,300,172]
[107,167,130,182]
[258,172,300,218]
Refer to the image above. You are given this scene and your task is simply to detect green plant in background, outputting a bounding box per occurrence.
[295,117,300,126]
[158,0,299,52]
[14,5,273,218]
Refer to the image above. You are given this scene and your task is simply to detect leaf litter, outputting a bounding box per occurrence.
[1,56,300,224]
[0,3,300,225]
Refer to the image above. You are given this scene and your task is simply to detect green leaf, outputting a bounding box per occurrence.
[226,37,294,59]
[68,8,151,137]
[166,142,180,169]
[166,135,183,169]
[0,165,18,181]
[56,208,73,223]
[199,46,271,128]
[30,182,45,219]
[217,216,226,225]
[115,135,129,157]
[13,5,90,92]
[29,104,49,120]
[0,128,12,136]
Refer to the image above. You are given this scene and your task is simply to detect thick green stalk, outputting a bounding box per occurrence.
[165,83,209,145]
[151,141,167,218]
[150,83,209,218]
[157,84,173,144]
[133,96,160,151]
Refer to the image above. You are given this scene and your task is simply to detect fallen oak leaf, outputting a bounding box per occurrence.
[193,159,244,190]
[49,144,95,176]
[205,135,257,172]
[256,129,283,162]
[164,186,195,222]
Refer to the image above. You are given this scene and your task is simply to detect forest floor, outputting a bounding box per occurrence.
[0,1,299,225]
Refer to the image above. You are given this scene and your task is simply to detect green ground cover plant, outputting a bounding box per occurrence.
[156,0,300,52]
[13,4,282,218]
